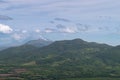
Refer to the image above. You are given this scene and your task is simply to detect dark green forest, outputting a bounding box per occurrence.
[0,39,120,80]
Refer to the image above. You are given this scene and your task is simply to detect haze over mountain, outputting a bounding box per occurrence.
[25,38,53,47]
[0,37,53,51]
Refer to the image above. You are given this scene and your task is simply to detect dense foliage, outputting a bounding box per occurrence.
[0,39,120,80]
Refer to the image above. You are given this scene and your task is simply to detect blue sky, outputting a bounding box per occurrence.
[0,0,120,46]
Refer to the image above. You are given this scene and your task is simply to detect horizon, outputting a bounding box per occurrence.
[0,0,120,46]
[6,38,117,47]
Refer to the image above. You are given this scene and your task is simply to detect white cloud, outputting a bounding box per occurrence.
[35,29,41,33]
[44,28,55,33]
[22,30,27,33]
[45,30,53,33]
[0,24,13,34]
[59,26,78,33]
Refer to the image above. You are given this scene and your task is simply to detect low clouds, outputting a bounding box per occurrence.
[0,24,13,34]
[22,30,27,33]
[35,29,41,33]
[59,27,78,33]
[54,18,71,22]
[0,15,13,20]
[56,24,66,29]
[0,0,120,46]
[56,24,77,33]
[44,28,56,33]
[51,18,91,33]
[76,23,89,32]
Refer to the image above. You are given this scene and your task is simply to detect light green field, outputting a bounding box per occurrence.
[61,78,120,80]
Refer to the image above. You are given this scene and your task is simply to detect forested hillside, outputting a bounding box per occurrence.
[0,39,120,80]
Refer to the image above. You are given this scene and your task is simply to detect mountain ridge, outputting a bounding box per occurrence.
[0,38,112,63]
[1,38,120,79]
[25,38,53,47]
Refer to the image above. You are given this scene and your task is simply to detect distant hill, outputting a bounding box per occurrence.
[0,38,112,64]
[25,38,53,47]
[0,38,52,51]
[1,38,120,78]
[0,38,53,64]
[0,47,6,51]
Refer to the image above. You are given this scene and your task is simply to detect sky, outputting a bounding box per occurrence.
[0,0,120,46]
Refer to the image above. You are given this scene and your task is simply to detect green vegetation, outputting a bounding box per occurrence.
[61,78,120,80]
[0,39,120,80]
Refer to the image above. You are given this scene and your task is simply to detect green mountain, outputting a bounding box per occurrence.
[0,46,7,51]
[0,38,111,64]
[97,45,120,64]
[0,45,37,64]
[1,38,120,79]
[0,38,53,64]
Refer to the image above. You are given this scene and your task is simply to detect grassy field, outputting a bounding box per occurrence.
[61,78,120,80]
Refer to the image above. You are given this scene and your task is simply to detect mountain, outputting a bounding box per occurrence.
[1,38,120,79]
[97,45,120,64]
[0,47,6,51]
[0,38,112,64]
[0,38,52,51]
[0,38,53,64]
[0,45,37,64]
[25,38,53,47]
[0,38,113,63]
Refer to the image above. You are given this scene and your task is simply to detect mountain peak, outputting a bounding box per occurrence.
[25,38,53,47]
[72,38,85,42]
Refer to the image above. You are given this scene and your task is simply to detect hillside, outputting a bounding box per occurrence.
[97,45,120,64]
[1,38,120,79]
[0,39,112,64]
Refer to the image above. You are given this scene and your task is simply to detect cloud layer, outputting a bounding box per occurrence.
[0,0,120,46]
[0,15,13,20]
[0,24,13,33]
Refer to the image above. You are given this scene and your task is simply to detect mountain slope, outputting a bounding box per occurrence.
[1,38,120,78]
[36,42,120,78]
[0,38,112,64]
[0,38,52,64]
[97,45,120,64]
[0,45,38,64]
[0,46,7,51]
